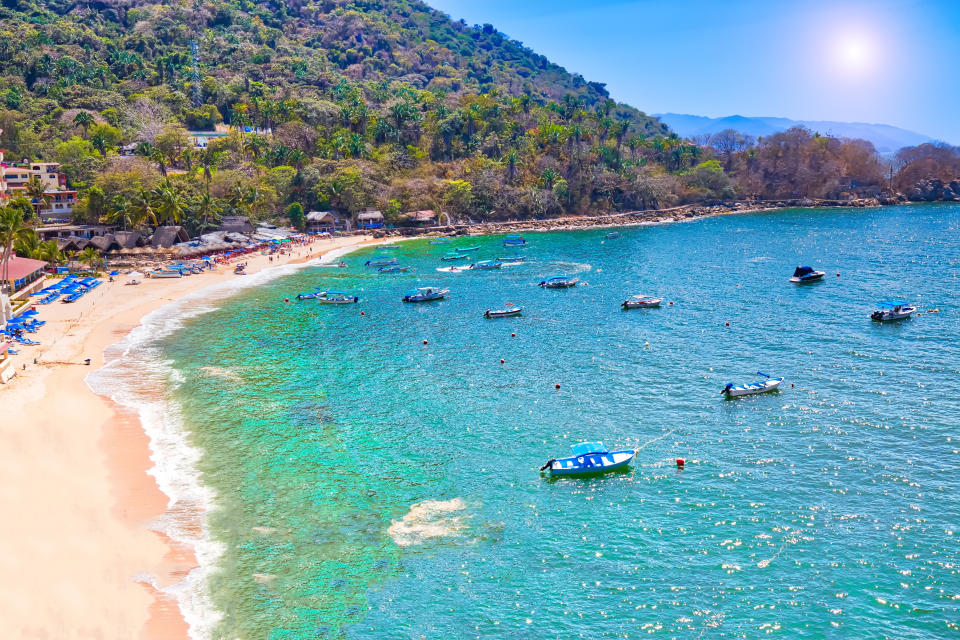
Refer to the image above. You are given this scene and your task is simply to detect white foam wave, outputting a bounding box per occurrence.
[387,498,472,547]
[85,247,368,639]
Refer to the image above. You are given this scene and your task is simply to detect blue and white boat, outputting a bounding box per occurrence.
[297,291,358,303]
[871,301,917,322]
[402,287,449,302]
[503,235,527,247]
[380,245,402,249]
[429,238,452,245]
[469,260,502,270]
[455,246,480,253]
[790,266,826,283]
[441,252,470,261]
[539,275,578,288]
[365,257,398,267]
[722,371,784,398]
[379,265,410,273]
[496,255,526,263]
[541,441,636,477]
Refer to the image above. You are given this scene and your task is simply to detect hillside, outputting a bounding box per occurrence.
[656,113,936,153]
[0,0,954,245]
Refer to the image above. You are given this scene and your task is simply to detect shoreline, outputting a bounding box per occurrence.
[0,234,376,639]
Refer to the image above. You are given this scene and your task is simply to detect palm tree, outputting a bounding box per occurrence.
[73,111,94,136]
[103,196,133,230]
[0,206,37,285]
[24,175,49,217]
[199,147,220,194]
[37,239,63,265]
[150,148,168,177]
[90,131,109,157]
[78,246,103,272]
[128,189,158,229]
[13,231,41,258]
[192,192,222,234]
[153,181,186,225]
[179,147,194,172]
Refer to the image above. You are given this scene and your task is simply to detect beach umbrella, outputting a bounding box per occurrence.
[127,271,144,278]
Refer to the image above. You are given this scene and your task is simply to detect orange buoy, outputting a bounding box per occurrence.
[360,310,364,315]
[676,458,685,469]
[511,333,516,338]
[725,322,730,327]
[284,298,289,303]
[669,301,674,305]
[500,358,505,364]
[423,339,428,345]
[555,383,561,389]
[836,272,840,277]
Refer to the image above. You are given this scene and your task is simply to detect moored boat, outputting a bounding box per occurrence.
[380,245,401,249]
[871,300,917,322]
[402,287,449,302]
[722,371,784,398]
[484,305,523,318]
[622,295,663,309]
[503,235,527,247]
[455,245,480,253]
[148,270,183,278]
[605,231,621,239]
[539,275,578,288]
[496,255,525,263]
[314,291,359,304]
[429,238,452,244]
[790,266,826,283]
[540,441,636,477]
[469,260,502,270]
[441,252,470,261]
[365,257,398,267]
[379,265,410,273]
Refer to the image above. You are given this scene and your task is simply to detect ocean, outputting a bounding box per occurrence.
[92,204,960,639]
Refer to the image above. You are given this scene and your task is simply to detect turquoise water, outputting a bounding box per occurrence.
[151,204,959,638]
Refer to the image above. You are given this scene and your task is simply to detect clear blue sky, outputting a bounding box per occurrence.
[426,0,960,144]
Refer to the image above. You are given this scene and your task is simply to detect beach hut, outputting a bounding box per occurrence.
[150,226,190,248]
[357,210,384,229]
[2,256,48,294]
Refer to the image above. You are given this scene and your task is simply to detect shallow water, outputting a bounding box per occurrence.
[145,204,959,638]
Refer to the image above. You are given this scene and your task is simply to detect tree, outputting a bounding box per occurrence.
[73,111,95,136]
[24,175,49,217]
[78,186,109,224]
[0,206,37,285]
[442,179,473,217]
[153,180,187,225]
[191,192,222,235]
[285,202,306,232]
[128,189,158,229]
[87,123,123,156]
[78,247,103,271]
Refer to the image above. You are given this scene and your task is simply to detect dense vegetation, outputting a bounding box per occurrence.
[0,0,958,239]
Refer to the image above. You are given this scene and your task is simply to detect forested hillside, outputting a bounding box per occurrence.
[0,0,956,234]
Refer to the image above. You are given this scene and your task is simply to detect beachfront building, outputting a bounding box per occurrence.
[1,255,48,295]
[189,130,229,149]
[357,210,384,229]
[400,210,438,227]
[219,216,255,234]
[0,141,7,204]
[2,162,77,221]
[150,226,190,248]
[305,211,347,233]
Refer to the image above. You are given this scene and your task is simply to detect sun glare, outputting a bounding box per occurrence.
[836,34,872,73]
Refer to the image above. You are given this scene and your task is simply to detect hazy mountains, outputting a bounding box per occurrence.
[656,113,936,153]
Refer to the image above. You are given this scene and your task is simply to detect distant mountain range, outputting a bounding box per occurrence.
[655,114,937,153]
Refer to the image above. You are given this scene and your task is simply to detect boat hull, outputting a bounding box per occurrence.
[622,297,662,308]
[548,450,635,476]
[540,279,578,288]
[871,308,916,321]
[484,308,522,318]
[723,378,784,397]
[789,272,825,283]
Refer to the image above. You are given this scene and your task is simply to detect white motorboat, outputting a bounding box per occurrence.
[722,372,783,398]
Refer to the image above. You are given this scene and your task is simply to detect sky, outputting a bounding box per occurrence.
[426,0,960,144]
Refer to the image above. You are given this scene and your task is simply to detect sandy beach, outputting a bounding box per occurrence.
[0,233,372,639]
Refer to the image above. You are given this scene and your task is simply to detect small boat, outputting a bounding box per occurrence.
[871,301,917,322]
[379,265,410,273]
[380,245,402,249]
[722,371,784,398]
[314,291,359,304]
[469,260,502,270]
[402,287,449,302]
[540,441,636,477]
[503,235,527,247]
[430,239,452,245]
[790,266,826,283]
[365,257,398,267]
[148,270,183,278]
[455,246,480,253]
[496,256,526,263]
[295,292,318,300]
[605,231,621,239]
[622,295,663,309]
[233,264,246,275]
[539,275,578,288]
[484,305,523,318]
[441,253,470,261]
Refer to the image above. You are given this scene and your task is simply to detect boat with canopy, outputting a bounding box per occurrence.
[871,301,917,321]
[722,371,783,398]
[539,275,579,288]
[790,266,826,283]
[540,441,636,477]
[402,287,449,302]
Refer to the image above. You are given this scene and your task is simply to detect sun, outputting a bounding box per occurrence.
[836,34,873,73]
